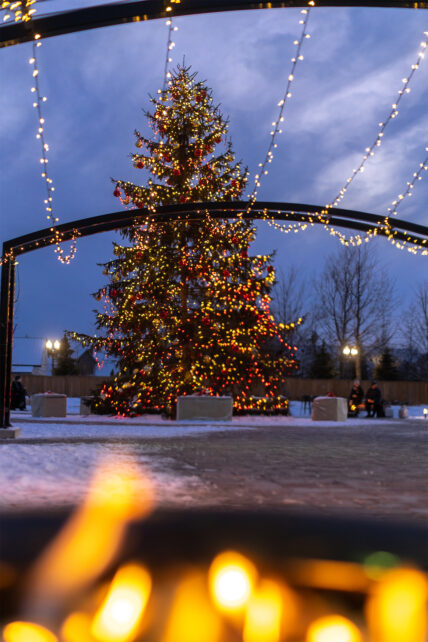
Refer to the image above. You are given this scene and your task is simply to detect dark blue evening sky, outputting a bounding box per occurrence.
[1,3,427,367]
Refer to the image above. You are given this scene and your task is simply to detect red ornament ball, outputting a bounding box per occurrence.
[113,187,121,197]
[179,195,187,204]
[173,168,181,176]
[110,288,118,298]
[160,310,168,319]
[215,137,222,144]
[194,149,203,157]
[241,250,248,258]
[222,269,231,278]
[202,316,210,325]
[267,265,274,273]
[163,153,171,162]
[136,161,144,169]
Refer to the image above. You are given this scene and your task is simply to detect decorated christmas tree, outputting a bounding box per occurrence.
[71,66,298,417]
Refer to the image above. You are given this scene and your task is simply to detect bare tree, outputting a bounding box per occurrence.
[315,244,396,378]
[272,265,316,375]
[400,281,428,379]
[414,281,428,355]
[272,266,309,327]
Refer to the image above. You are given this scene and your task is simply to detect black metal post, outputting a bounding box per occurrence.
[0,252,14,428]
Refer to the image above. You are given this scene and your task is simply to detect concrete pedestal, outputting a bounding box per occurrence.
[80,396,93,415]
[312,396,347,422]
[31,393,67,418]
[398,406,408,419]
[177,396,233,421]
[0,428,22,438]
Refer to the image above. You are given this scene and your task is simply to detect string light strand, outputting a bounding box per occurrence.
[1,0,37,23]
[387,146,428,216]
[29,36,78,263]
[162,19,177,92]
[248,8,311,210]
[328,30,428,210]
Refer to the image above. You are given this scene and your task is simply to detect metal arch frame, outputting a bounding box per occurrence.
[0,0,427,48]
[1,3,427,427]
[1,200,428,428]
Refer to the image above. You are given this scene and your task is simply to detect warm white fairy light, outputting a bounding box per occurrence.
[29,37,78,264]
[318,31,428,254]
[327,31,427,211]
[268,29,428,255]
[162,19,178,92]
[387,146,428,216]
[1,0,37,23]
[248,8,311,210]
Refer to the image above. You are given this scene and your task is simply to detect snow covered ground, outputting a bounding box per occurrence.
[6,399,428,441]
[2,400,427,511]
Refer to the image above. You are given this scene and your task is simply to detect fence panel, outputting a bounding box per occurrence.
[14,374,428,405]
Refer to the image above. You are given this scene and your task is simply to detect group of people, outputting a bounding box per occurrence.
[10,375,27,411]
[348,379,384,418]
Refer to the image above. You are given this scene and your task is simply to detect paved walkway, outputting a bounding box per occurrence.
[137,420,428,522]
[2,418,426,523]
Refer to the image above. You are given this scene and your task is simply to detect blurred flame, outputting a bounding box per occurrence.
[91,563,151,642]
[288,559,370,593]
[2,621,57,642]
[306,614,362,642]
[209,551,257,613]
[366,567,427,642]
[24,458,153,621]
[0,562,17,590]
[162,572,223,642]
[243,579,282,642]
[60,612,93,642]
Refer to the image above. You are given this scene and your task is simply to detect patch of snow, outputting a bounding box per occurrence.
[7,399,427,442]
[0,442,203,510]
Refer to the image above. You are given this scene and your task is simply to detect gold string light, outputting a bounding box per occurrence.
[29,36,79,264]
[327,30,428,210]
[1,0,37,23]
[387,146,428,216]
[324,146,428,255]
[162,19,179,92]
[248,8,311,209]
[319,30,428,253]
[264,28,428,254]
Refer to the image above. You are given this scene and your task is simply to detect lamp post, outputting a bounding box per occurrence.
[45,339,60,374]
[343,345,360,380]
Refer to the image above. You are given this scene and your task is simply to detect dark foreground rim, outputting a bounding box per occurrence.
[2,507,427,570]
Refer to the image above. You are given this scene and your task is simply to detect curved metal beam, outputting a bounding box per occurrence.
[4,201,428,255]
[1,0,427,48]
[1,200,427,427]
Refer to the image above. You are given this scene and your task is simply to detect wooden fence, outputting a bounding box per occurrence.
[15,374,428,405]
[17,375,111,398]
[284,378,428,405]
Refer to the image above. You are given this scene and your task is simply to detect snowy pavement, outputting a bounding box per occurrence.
[1,401,427,517]
[5,399,428,441]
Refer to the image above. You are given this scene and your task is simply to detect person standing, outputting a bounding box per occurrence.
[10,375,27,411]
[365,381,383,418]
[348,379,364,417]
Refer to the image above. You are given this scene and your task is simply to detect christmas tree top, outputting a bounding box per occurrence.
[113,65,247,211]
